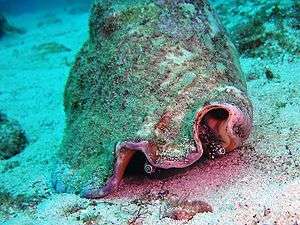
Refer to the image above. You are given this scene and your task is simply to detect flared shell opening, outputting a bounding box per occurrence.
[81,103,252,198]
[193,103,251,157]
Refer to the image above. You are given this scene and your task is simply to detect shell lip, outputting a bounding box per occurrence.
[116,140,202,169]
[82,102,252,199]
[116,102,252,169]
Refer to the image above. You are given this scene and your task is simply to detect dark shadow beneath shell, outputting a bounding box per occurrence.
[124,151,188,180]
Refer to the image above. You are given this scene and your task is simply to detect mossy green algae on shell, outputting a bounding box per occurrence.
[54,0,253,196]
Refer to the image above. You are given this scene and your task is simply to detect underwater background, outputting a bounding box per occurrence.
[0,0,299,224]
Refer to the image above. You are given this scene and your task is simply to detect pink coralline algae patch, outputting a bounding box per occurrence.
[105,148,247,201]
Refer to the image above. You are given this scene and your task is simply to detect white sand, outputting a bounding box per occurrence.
[0,4,299,225]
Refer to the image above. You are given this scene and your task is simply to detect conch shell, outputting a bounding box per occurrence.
[53,0,253,198]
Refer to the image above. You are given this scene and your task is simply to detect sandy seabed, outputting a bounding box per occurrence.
[0,2,299,225]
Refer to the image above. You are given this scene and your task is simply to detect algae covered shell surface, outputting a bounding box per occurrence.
[52,0,253,198]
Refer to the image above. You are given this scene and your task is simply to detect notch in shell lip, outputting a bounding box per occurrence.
[81,103,252,199]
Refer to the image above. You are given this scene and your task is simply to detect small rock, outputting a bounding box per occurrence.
[265,66,279,80]
[0,14,25,39]
[162,198,213,221]
[0,113,27,160]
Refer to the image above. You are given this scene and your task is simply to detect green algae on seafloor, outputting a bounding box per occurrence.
[56,0,252,194]
[0,190,43,218]
[33,42,71,56]
[215,0,300,58]
[0,14,25,39]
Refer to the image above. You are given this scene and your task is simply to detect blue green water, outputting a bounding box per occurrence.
[0,0,92,14]
[0,0,299,224]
